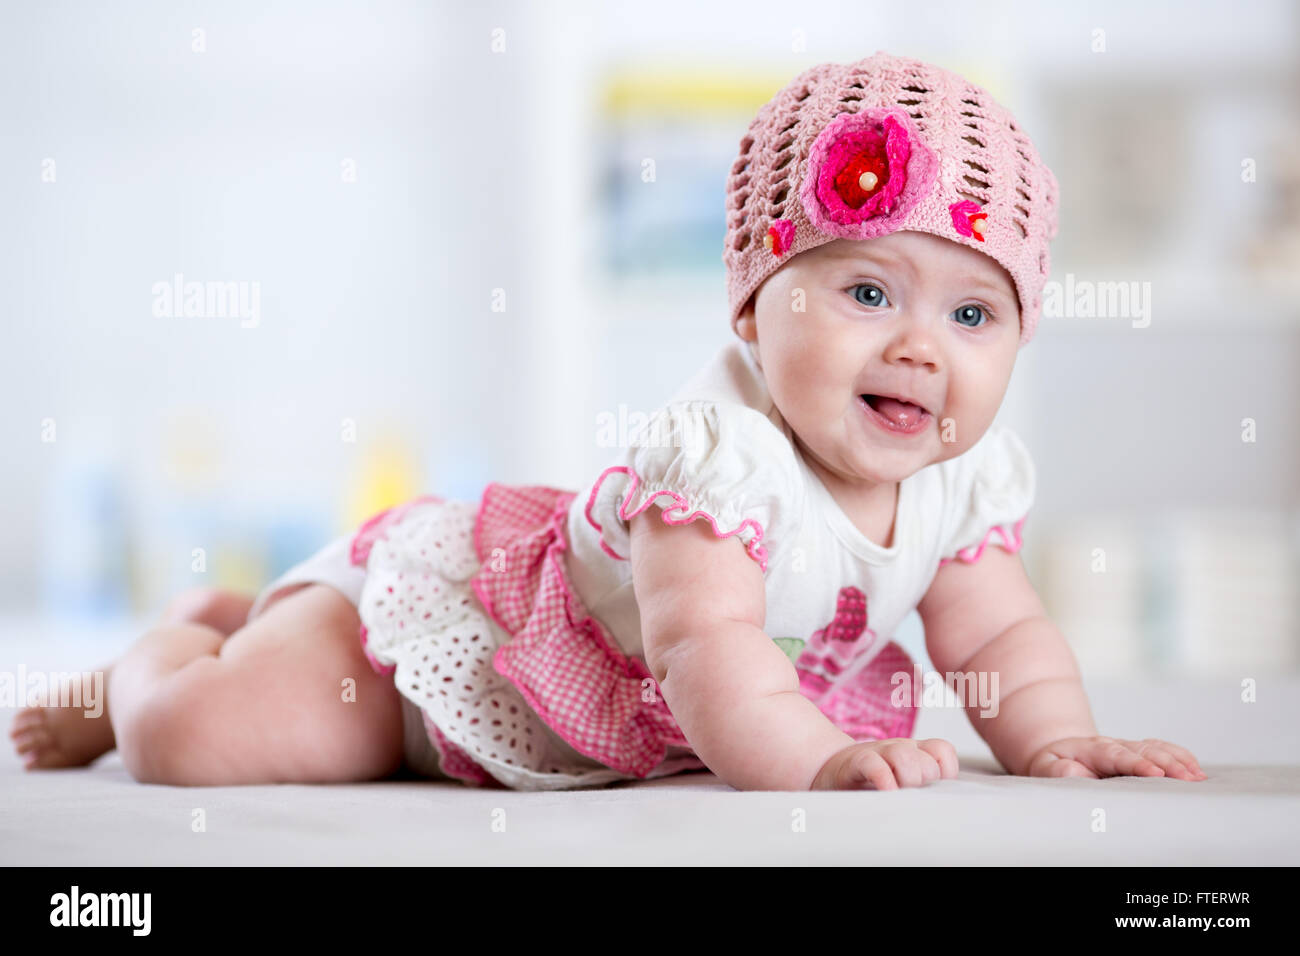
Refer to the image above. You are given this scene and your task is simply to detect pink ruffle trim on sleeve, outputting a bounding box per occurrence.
[582,465,770,573]
[937,514,1028,569]
[470,482,702,779]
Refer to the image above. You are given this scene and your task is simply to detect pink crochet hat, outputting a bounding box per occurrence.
[724,51,1059,347]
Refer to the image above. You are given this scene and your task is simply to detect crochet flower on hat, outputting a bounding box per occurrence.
[764,217,795,257]
[800,107,938,241]
[949,199,989,242]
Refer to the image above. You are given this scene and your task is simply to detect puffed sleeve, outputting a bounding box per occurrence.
[936,423,1036,567]
[582,400,804,574]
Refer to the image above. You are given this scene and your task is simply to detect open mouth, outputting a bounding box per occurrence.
[859,394,931,434]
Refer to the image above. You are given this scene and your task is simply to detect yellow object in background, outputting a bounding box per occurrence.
[601,66,792,118]
[212,546,267,597]
[342,430,423,532]
[161,411,267,596]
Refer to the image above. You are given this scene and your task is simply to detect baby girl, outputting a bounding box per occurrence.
[12,51,1205,791]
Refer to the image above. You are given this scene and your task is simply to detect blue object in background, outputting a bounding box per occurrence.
[428,439,488,505]
[39,446,130,622]
[264,514,333,583]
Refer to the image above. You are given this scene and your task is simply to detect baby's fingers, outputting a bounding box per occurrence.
[879,741,942,788]
[1165,743,1204,775]
[1087,741,1165,778]
[1137,739,1206,779]
[1130,739,1206,780]
[1029,752,1099,778]
[915,738,960,779]
[844,749,899,791]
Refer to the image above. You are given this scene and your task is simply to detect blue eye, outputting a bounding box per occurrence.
[952,304,990,328]
[850,283,888,308]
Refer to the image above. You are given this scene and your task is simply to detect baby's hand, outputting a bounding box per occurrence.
[810,738,959,790]
[1025,736,1207,781]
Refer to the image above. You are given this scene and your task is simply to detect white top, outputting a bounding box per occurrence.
[562,338,1035,690]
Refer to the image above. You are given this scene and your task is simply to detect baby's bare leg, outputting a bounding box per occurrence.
[110,584,404,786]
[10,587,258,769]
[161,587,257,638]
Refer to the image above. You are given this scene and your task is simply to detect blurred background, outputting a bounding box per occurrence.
[1,0,1296,687]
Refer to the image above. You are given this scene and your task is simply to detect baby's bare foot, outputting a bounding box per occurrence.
[8,666,115,769]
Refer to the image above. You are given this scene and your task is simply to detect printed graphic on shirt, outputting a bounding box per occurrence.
[771,637,805,662]
[771,586,879,676]
[794,586,877,680]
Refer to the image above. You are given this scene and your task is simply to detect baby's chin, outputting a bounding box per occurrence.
[851,423,989,483]
[803,434,942,488]
[848,455,936,486]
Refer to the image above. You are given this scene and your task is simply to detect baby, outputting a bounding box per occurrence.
[11,51,1205,792]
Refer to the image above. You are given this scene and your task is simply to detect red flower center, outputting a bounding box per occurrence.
[832,147,889,209]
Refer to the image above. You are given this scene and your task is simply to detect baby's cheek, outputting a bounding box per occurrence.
[794,321,853,382]
[788,348,830,392]
[766,334,817,391]
[790,354,847,422]
[943,387,998,448]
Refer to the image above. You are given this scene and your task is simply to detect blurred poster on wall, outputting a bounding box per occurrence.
[596,66,790,278]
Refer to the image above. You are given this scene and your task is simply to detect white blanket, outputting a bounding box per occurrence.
[3,620,1297,864]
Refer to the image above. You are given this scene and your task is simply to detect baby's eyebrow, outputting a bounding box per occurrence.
[947,272,1016,300]
[825,248,1014,300]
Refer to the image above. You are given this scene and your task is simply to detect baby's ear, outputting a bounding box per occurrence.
[734,297,758,343]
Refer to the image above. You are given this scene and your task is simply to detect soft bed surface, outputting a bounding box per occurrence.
[3,621,1297,865]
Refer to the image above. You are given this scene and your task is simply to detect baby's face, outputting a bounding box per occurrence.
[736,230,1021,488]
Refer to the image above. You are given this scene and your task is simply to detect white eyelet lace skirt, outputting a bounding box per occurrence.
[247,495,702,791]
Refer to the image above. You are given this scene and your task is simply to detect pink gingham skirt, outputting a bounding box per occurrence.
[348,484,706,790]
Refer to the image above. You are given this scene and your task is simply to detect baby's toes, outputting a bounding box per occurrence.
[13,725,54,766]
[9,703,112,769]
[9,708,50,748]
[9,707,47,738]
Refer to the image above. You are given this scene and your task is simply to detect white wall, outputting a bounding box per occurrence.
[2,0,1297,675]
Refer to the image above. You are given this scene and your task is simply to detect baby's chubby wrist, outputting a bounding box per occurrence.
[790,723,860,791]
[659,654,855,791]
[649,620,860,790]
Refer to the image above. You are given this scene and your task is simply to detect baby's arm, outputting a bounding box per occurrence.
[918,545,1094,774]
[630,510,955,790]
[918,545,1204,780]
